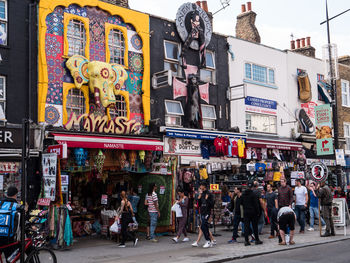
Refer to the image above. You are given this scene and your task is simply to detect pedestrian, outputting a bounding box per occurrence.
[145,183,160,242]
[277,178,293,208]
[266,184,278,238]
[118,191,138,248]
[228,187,243,243]
[241,181,263,246]
[221,185,231,203]
[196,182,214,248]
[294,179,308,233]
[316,182,335,237]
[253,181,266,235]
[334,186,346,198]
[172,187,190,243]
[128,187,140,218]
[277,206,296,245]
[307,182,326,231]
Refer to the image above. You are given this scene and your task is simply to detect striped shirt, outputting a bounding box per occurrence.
[146,192,158,213]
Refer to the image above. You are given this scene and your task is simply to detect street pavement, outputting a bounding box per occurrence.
[54,225,350,263]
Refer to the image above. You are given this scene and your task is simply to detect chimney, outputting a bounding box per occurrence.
[202,1,208,12]
[196,1,213,32]
[339,55,350,66]
[99,0,129,8]
[235,2,261,43]
[290,40,295,50]
[291,36,316,58]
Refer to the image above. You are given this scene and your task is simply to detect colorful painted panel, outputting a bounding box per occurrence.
[46,83,63,105]
[125,72,143,94]
[129,94,142,113]
[45,104,63,126]
[128,51,143,73]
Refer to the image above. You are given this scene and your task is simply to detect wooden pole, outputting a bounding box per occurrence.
[319,199,322,236]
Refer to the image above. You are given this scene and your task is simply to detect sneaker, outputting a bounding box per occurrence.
[118,244,126,248]
[299,230,305,234]
[244,241,251,246]
[203,241,212,248]
[182,237,190,242]
[146,236,151,240]
[228,239,237,244]
[211,240,217,246]
[255,240,263,245]
[150,239,158,242]
[307,228,314,231]
[250,238,255,243]
[172,237,178,243]
[322,226,326,230]
[296,108,315,133]
[192,241,199,247]
[134,238,138,247]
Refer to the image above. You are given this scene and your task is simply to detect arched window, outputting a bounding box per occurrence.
[67,19,86,56]
[66,88,86,118]
[108,29,125,65]
[109,95,127,119]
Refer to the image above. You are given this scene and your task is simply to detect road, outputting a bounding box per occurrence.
[231,239,350,263]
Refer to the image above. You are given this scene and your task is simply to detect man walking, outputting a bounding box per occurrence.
[307,182,326,231]
[228,187,243,243]
[253,181,266,235]
[294,179,308,233]
[241,181,263,246]
[266,184,278,238]
[277,178,293,208]
[316,182,335,237]
[277,206,296,245]
[198,182,214,248]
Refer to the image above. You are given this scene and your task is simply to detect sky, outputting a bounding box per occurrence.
[129,0,350,59]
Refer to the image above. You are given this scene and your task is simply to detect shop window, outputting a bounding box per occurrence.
[201,104,216,129]
[200,51,216,84]
[344,123,350,151]
[341,79,350,107]
[67,19,86,57]
[109,95,127,119]
[245,62,275,84]
[164,40,182,77]
[0,76,5,121]
[66,88,86,119]
[108,29,125,65]
[165,100,183,127]
[246,112,277,134]
[0,0,7,45]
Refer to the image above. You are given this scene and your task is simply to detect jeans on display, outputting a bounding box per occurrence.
[149,212,158,240]
[309,206,326,228]
[200,215,211,241]
[294,205,306,231]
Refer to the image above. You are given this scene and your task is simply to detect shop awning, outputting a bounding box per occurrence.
[52,133,164,151]
[246,138,303,151]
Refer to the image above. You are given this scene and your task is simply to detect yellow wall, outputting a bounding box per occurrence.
[38,0,150,125]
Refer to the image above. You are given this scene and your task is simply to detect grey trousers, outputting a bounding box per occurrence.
[322,205,335,234]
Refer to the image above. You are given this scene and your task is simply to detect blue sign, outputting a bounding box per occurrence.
[245,96,277,110]
[165,130,246,140]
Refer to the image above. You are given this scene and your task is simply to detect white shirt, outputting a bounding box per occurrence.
[277,206,295,220]
[294,185,307,206]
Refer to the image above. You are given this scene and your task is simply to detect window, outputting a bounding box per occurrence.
[164,41,181,77]
[66,88,86,118]
[344,123,350,151]
[341,79,350,107]
[0,76,5,121]
[201,104,216,129]
[245,63,275,84]
[165,100,184,126]
[109,95,127,119]
[0,0,7,45]
[67,19,86,56]
[200,51,216,83]
[246,112,277,134]
[108,29,125,65]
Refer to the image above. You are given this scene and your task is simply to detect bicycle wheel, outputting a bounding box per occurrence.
[24,248,57,263]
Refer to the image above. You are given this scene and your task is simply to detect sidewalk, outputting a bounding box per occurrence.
[55,225,350,263]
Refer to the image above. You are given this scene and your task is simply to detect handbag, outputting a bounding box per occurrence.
[110,220,120,233]
[171,203,183,217]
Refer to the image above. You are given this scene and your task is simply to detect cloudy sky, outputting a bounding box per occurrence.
[129,0,350,58]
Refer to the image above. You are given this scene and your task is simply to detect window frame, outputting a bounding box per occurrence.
[244,62,275,85]
[341,79,350,107]
[164,100,184,127]
[105,23,128,68]
[200,50,216,84]
[245,112,277,134]
[344,122,350,152]
[63,14,90,59]
[0,0,7,46]
[0,75,6,121]
[201,104,216,130]
[163,40,182,77]
[62,83,89,124]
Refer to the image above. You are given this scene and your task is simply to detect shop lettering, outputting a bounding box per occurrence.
[179,143,200,151]
[0,162,18,173]
[64,113,141,135]
[0,130,13,143]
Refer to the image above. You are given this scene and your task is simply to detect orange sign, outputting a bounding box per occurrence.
[210,184,219,191]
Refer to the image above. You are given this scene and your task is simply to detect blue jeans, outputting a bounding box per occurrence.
[294,205,306,231]
[309,206,326,228]
[149,212,158,239]
[232,214,241,239]
[258,212,265,234]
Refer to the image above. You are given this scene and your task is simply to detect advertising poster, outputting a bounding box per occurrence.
[332,198,346,226]
[315,104,334,155]
[42,153,57,201]
[164,137,201,155]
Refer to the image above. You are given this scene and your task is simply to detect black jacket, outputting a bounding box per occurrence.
[198,190,214,216]
[241,189,260,217]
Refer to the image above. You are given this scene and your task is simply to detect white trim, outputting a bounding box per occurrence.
[206,50,215,69]
[341,79,350,107]
[201,104,216,120]
[164,100,184,115]
[244,61,275,84]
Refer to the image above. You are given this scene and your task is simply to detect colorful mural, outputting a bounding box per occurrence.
[38,0,150,132]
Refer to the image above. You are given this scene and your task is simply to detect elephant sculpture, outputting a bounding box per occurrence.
[66,55,128,108]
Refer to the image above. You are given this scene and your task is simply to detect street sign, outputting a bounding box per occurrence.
[310,162,328,182]
[316,138,334,155]
[210,184,219,191]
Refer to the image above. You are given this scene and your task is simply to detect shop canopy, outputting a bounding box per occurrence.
[51,133,164,151]
[246,138,303,151]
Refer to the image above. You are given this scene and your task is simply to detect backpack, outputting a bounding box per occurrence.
[0,201,19,238]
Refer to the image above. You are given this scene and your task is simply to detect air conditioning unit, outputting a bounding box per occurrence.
[152,70,172,89]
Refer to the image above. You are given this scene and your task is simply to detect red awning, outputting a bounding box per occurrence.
[246,138,302,151]
[52,133,164,151]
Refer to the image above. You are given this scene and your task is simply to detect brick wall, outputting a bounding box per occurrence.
[336,63,350,140]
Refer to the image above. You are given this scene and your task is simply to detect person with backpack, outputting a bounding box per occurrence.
[145,183,160,242]
[0,186,20,258]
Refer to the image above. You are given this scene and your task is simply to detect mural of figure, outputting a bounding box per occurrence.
[185,74,202,129]
[180,4,206,69]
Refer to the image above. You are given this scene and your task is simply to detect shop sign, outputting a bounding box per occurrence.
[164,137,201,155]
[332,198,347,226]
[291,171,305,179]
[301,101,317,119]
[159,186,165,195]
[101,195,108,205]
[245,96,277,115]
[48,144,67,159]
[0,128,34,149]
[42,153,57,201]
[64,113,141,135]
[210,184,219,191]
[335,149,346,166]
[37,198,51,206]
[310,162,328,182]
[315,104,334,156]
[0,162,19,174]
[306,158,336,166]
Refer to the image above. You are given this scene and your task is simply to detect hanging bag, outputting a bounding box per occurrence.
[0,201,19,238]
[171,203,183,217]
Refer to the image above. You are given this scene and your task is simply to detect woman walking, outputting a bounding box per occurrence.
[172,188,189,243]
[118,191,138,248]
